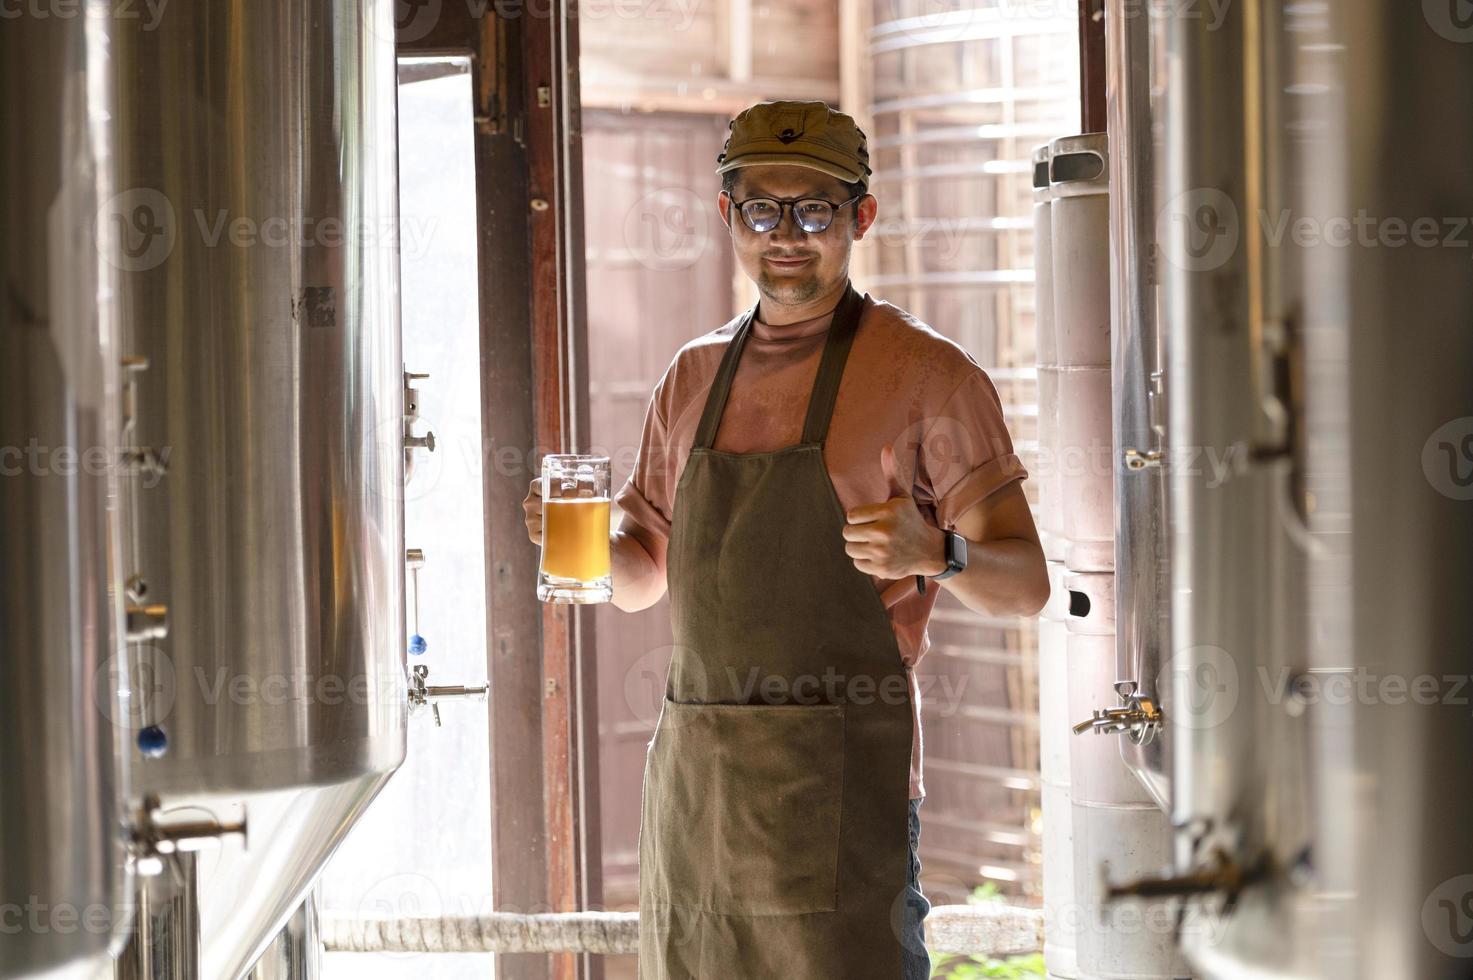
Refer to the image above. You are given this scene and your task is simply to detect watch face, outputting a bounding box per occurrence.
[947,531,966,570]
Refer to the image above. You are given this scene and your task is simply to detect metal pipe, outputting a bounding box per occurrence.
[249,889,322,980]
[1051,131,1188,980]
[116,854,201,980]
[1104,0,1172,813]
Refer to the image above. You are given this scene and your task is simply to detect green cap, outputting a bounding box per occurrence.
[715,100,873,188]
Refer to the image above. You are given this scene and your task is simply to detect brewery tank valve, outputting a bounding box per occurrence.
[1071,679,1163,744]
[408,664,489,728]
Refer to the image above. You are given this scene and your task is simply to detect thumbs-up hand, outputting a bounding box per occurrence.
[842,443,947,580]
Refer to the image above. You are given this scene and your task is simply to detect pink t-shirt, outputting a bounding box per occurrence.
[614,292,1027,799]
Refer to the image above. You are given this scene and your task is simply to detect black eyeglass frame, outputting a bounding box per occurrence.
[722,191,867,234]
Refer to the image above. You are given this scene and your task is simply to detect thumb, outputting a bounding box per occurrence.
[880,443,912,500]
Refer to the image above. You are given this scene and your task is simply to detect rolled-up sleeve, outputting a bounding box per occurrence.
[917,368,1028,531]
[612,383,676,573]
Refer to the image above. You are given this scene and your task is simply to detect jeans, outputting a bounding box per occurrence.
[901,796,932,980]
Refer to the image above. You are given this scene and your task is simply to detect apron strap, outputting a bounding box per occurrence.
[799,283,865,447]
[691,283,867,451]
[691,304,759,450]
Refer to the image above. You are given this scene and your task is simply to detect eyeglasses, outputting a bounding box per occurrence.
[726,193,865,234]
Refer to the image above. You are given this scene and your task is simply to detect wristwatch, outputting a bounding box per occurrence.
[915,530,968,595]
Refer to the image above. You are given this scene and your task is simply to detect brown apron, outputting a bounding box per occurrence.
[638,282,914,979]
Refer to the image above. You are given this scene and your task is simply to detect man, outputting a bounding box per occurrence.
[524,100,1048,978]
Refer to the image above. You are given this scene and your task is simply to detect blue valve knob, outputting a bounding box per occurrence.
[137,725,168,758]
[408,634,428,656]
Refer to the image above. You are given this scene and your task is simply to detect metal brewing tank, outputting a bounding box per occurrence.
[1051,133,1188,980]
[108,0,407,975]
[0,5,133,977]
[1154,0,1316,974]
[1310,0,1473,976]
[1104,0,1171,812]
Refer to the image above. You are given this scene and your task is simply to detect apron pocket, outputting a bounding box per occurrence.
[645,695,845,916]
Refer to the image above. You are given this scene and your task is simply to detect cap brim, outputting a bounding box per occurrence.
[715,152,867,185]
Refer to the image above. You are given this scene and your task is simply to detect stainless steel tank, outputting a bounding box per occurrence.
[1104,0,1171,813]
[1153,0,1317,974]
[1051,132,1187,980]
[108,0,407,975]
[1034,141,1079,980]
[0,5,133,977]
[1310,1,1473,976]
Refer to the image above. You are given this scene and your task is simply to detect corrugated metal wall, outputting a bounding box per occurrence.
[855,0,1079,900]
[580,0,1080,914]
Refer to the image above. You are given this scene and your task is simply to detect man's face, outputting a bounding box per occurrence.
[718,164,877,309]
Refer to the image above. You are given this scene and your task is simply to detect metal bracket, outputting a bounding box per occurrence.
[408,664,489,728]
[129,793,248,877]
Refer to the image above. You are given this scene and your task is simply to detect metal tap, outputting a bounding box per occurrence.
[408,664,489,727]
[1072,680,1162,744]
[129,793,248,877]
[125,603,170,643]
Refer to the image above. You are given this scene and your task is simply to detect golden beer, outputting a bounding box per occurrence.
[537,454,613,603]
[541,497,612,581]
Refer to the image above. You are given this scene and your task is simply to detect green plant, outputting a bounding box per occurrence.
[930,951,1045,979]
[929,885,1044,979]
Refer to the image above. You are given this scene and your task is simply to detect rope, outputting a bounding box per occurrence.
[320,905,1043,957]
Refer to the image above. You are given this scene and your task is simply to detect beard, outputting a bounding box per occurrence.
[756,268,826,306]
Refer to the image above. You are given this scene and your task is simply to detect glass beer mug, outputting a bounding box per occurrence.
[537,454,613,604]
